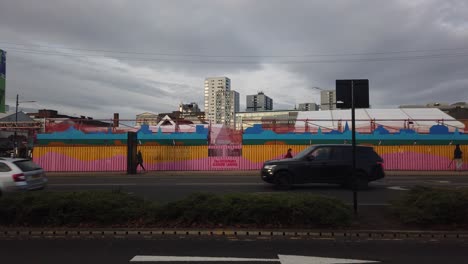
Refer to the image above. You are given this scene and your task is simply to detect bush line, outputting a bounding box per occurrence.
[0,191,352,228]
[390,186,468,227]
[2,187,467,228]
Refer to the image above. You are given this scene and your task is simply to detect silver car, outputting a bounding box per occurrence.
[0,158,47,196]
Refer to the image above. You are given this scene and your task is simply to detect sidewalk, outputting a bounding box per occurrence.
[46,170,468,177]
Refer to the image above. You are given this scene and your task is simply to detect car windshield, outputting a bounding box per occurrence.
[13,160,42,172]
[293,145,317,160]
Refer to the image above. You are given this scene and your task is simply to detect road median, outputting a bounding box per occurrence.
[0,188,467,232]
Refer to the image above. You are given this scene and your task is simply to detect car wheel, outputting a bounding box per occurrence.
[274,171,292,190]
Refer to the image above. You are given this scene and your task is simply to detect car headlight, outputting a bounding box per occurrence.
[263,164,276,170]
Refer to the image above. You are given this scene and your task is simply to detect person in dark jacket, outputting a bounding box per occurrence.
[136,150,146,172]
[284,148,293,159]
[454,144,463,171]
[18,142,29,159]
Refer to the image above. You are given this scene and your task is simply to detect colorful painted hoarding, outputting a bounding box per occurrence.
[32,144,468,172]
[0,49,5,113]
[32,121,468,172]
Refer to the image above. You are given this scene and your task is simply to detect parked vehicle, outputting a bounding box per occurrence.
[0,158,47,196]
[261,144,385,189]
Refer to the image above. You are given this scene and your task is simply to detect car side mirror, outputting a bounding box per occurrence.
[306,156,315,161]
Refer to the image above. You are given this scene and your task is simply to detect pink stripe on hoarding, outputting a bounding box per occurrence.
[33,145,465,172]
[34,152,126,172]
[381,152,452,171]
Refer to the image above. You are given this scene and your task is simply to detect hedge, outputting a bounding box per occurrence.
[0,191,153,226]
[0,191,352,228]
[390,186,468,226]
[154,193,353,227]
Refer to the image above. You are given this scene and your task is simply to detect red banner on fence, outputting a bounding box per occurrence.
[211,158,239,169]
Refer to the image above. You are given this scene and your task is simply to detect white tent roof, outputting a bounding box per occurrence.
[400,108,461,129]
[365,108,408,130]
[296,108,464,132]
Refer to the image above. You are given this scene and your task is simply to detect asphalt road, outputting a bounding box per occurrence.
[1,237,467,264]
[45,172,468,204]
[5,172,468,263]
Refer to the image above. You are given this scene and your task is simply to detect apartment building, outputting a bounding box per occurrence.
[298,103,319,111]
[246,92,273,112]
[204,77,239,127]
[320,90,336,110]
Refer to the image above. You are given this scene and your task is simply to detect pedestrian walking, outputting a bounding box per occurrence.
[454,144,463,171]
[18,141,28,159]
[284,148,293,159]
[136,150,146,172]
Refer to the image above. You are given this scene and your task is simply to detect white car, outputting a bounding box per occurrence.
[0,158,47,196]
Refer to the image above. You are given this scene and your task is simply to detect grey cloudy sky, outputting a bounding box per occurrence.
[0,0,467,119]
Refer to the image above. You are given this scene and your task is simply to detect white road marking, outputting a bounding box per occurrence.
[130,254,379,263]
[387,186,410,191]
[354,203,390,206]
[49,183,261,187]
[49,183,138,186]
[434,180,451,184]
[131,256,271,262]
[175,183,263,186]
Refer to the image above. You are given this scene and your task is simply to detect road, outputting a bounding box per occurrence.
[6,172,468,263]
[1,236,467,263]
[45,171,468,204]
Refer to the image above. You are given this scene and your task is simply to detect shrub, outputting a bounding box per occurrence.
[0,190,153,226]
[154,193,352,227]
[390,186,468,226]
[0,191,352,228]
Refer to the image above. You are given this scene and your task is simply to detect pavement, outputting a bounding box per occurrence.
[0,236,467,264]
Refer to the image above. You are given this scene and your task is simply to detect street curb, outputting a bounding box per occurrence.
[1,229,467,240]
[45,170,468,177]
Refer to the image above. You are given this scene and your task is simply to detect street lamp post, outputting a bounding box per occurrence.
[14,94,36,157]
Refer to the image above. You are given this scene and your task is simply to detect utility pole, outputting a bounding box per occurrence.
[14,94,18,157]
[351,80,358,215]
[336,79,369,216]
[14,94,36,157]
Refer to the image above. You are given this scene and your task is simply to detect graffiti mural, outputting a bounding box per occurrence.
[33,123,467,172]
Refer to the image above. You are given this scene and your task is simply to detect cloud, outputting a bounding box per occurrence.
[0,0,467,120]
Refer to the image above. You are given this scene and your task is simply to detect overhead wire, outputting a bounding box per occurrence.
[4,47,468,64]
[1,41,468,61]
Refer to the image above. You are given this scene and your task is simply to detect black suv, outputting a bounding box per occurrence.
[261,144,385,189]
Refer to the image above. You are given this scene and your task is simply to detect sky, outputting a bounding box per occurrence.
[0,0,467,120]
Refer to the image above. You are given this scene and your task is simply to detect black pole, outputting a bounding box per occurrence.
[14,94,18,157]
[351,81,358,215]
[127,131,137,174]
